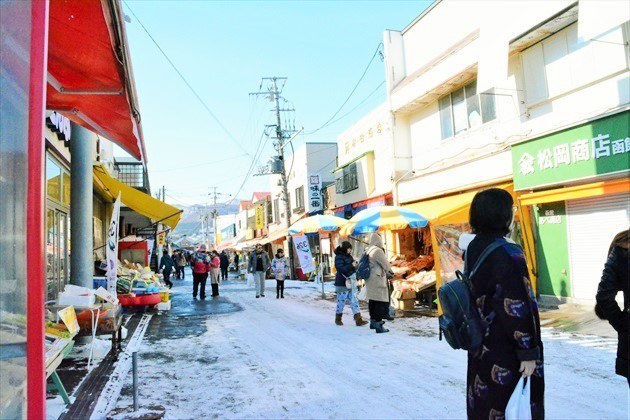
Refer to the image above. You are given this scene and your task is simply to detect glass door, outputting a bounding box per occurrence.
[46,209,58,301]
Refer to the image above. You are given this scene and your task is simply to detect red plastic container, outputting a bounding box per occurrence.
[118,293,162,307]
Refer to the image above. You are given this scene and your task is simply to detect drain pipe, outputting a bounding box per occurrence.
[132,351,139,411]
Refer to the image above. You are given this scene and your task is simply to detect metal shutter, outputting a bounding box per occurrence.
[566,193,630,301]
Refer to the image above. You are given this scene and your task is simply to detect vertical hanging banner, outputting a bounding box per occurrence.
[293,233,316,273]
[308,173,322,211]
[106,193,122,295]
[156,231,166,246]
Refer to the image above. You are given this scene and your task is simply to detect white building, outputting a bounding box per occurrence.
[383,0,629,304]
[332,103,399,218]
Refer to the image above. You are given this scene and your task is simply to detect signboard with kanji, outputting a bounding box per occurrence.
[308,173,322,211]
[255,204,265,229]
[512,111,629,190]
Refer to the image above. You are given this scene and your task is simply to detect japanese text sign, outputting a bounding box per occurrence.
[512,112,629,190]
[308,173,322,211]
[293,233,315,273]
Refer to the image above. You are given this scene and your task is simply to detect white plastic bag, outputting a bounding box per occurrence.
[506,377,531,420]
[357,282,368,301]
[246,273,254,288]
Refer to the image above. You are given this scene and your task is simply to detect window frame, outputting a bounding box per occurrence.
[438,80,496,140]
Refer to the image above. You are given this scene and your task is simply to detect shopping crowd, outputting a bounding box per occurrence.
[159,188,628,419]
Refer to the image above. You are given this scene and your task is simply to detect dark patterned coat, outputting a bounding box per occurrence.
[465,234,545,420]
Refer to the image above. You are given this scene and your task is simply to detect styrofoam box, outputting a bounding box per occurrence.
[156,301,171,311]
[57,292,95,308]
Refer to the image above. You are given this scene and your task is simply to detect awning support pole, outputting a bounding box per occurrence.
[70,123,95,288]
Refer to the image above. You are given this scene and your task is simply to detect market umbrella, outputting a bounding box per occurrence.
[288,214,348,235]
[339,206,428,236]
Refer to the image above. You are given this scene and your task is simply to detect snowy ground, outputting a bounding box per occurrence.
[108,275,629,419]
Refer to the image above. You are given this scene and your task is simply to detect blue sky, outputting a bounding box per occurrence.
[121,0,431,206]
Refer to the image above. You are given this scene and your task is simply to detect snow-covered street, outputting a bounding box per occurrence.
[108,276,628,419]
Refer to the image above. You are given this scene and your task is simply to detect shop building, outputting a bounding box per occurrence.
[514,111,629,306]
[382,1,629,297]
[266,142,337,270]
[0,1,181,417]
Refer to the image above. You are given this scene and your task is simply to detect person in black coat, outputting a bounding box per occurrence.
[220,250,230,281]
[333,241,367,327]
[595,229,629,386]
[464,188,544,420]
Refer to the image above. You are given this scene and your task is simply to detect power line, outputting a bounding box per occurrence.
[122,1,249,156]
[306,42,383,135]
[152,153,248,173]
[323,81,385,128]
[227,130,271,205]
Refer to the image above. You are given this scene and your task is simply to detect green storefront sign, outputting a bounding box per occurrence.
[512,111,630,190]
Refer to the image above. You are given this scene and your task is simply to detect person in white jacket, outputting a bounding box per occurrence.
[271,249,289,299]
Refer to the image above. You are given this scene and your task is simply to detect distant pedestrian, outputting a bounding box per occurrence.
[210,250,221,297]
[191,246,210,299]
[220,250,230,281]
[249,244,270,298]
[173,250,181,279]
[364,233,393,333]
[271,249,289,299]
[334,241,367,327]
[234,252,240,271]
[159,249,175,289]
[176,251,187,279]
[463,188,544,419]
[595,229,629,386]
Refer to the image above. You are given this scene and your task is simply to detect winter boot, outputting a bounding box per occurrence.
[335,314,343,326]
[354,313,368,326]
[370,320,377,329]
[374,321,389,334]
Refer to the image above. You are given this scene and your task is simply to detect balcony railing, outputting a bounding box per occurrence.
[113,160,150,193]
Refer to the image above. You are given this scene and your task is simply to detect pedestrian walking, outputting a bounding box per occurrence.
[191,245,210,300]
[234,252,240,272]
[248,244,270,298]
[177,250,188,280]
[173,250,181,280]
[210,250,221,297]
[159,249,174,289]
[334,241,368,326]
[462,188,544,419]
[364,233,394,333]
[271,249,289,299]
[595,229,629,386]
[220,250,230,281]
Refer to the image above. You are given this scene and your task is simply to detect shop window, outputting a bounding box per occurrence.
[294,186,305,212]
[521,22,628,106]
[336,163,359,194]
[438,80,496,140]
[273,198,280,222]
[62,172,71,205]
[46,157,62,201]
[46,209,70,301]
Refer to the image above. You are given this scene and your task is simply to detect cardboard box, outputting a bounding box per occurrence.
[398,299,415,311]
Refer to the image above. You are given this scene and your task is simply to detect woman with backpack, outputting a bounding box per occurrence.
[364,233,394,333]
[333,241,368,326]
[463,188,544,419]
[595,229,629,386]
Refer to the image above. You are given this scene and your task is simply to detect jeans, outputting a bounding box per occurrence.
[336,287,360,315]
[221,266,228,280]
[192,272,208,298]
[254,271,266,296]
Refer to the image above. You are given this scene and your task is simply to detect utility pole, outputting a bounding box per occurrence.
[208,187,231,247]
[250,77,296,279]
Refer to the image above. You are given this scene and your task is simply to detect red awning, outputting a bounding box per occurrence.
[46,0,146,162]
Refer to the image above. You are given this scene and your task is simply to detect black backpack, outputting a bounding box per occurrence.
[355,252,371,280]
[437,239,505,351]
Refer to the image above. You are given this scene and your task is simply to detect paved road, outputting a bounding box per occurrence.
[112,270,626,420]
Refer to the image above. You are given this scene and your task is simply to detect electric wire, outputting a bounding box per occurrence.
[306,42,383,135]
[122,1,249,156]
[152,153,248,173]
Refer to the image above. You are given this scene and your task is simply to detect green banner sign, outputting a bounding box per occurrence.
[512,111,630,190]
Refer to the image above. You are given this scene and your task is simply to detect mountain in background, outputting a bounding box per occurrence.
[171,203,239,236]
